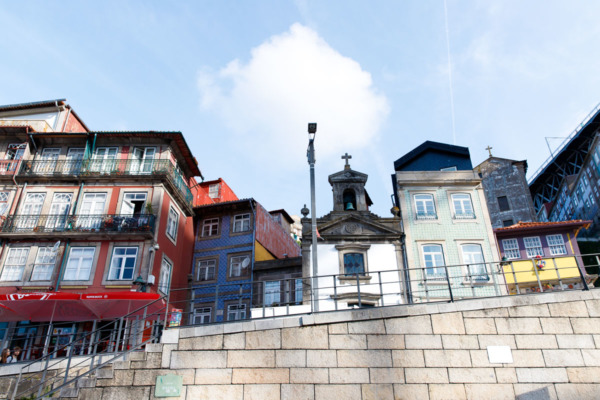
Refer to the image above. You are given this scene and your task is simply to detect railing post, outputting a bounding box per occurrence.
[508,261,521,295]
[11,369,22,400]
[574,254,590,291]
[378,271,384,306]
[214,284,219,322]
[467,264,475,297]
[423,267,430,303]
[532,259,544,292]
[489,262,501,297]
[444,264,454,302]
[262,281,266,318]
[115,317,124,354]
[356,273,362,308]
[333,275,338,311]
[285,279,290,316]
[552,257,564,290]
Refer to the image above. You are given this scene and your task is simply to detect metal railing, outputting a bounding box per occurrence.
[0,214,155,234]
[10,295,167,400]
[18,159,194,208]
[0,160,19,177]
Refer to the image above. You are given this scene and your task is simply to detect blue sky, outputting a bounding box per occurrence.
[2,1,600,218]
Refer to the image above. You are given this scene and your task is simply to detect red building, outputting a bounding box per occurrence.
[0,100,202,360]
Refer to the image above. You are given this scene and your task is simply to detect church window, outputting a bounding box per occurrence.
[343,253,365,276]
[414,194,436,219]
[335,244,371,281]
[343,189,357,211]
[451,193,475,219]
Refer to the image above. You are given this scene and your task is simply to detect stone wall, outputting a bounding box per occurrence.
[65,290,600,399]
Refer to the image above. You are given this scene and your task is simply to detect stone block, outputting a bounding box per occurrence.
[96,367,113,379]
[448,368,495,383]
[428,384,466,400]
[246,329,281,349]
[348,320,386,334]
[539,317,573,334]
[290,368,328,384]
[515,367,568,383]
[464,318,497,334]
[567,367,600,382]
[281,384,314,400]
[171,350,227,369]
[133,368,194,385]
[571,318,600,334]
[113,360,130,370]
[329,368,370,384]
[232,368,289,384]
[405,334,442,349]
[160,328,179,344]
[129,351,146,361]
[469,350,493,367]
[542,349,584,367]
[555,384,600,400]
[405,368,448,384]
[465,384,514,400]
[462,308,508,318]
[581,349,600,366]
[556,334,595,349]
[424,350,471,367]
[100,387,151,400]
[585,299,600,316]
[178,334,223,350]
[337,350,392,367]
[514,335,558,349]
[254,318,285,331]
[477,335,516,349]
[315,384,361,400]
[276,350,306,367]
[367,334,405,349]
[368,367,404,384]
[385,315,432,334]
[432,312,465,334]
[227,350,275,368]
[306,350,337,367]
[495,367,517,383]
[223,332,245,349]
[186,384,243,400]
[161,344,177,369]
[392,384,428,400]
[145,343,163,353]
[329,334,367,349]
[441,335,478,349]
[328,323,348,334]
[194,368,233,384]
[243,384,281,400]
[392,350,425,367]
[495,317,542,334]
[512,384,557,400]
[511,350,546,367]
[549,301,588,317]
[361,383,394,400]
[96,370,133,387]
[507,304,550,317]
[77,388,104,400]
[282,326,328,349]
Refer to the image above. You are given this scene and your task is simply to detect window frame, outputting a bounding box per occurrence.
[166,205,179,242]
[460,243,489,283]
[226,303,247,321]
[30,247,57,282]
[413,193,437,220]
[421,243,446,280]
[193,306,212,325]
[497,196,510,212]
[196,257,217,282]
[335,244,371,283]
[158,256,172,295]
[451,193,475,219]
[232,213,251,233]
[63,247,96,282]
[227,253,251,281]
[0,247,30,282]
[502,238,520,260]
[523,236,544,258]
[107,246,139,281]
[201,218,220,238]
[546,234,567,256]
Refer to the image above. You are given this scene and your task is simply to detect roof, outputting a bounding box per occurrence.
[269,209,294,224]
[0,99,66,112]
[394,140,471,171]
[194,198,255,212]
[474,157,528,174]
[494,220,592,234]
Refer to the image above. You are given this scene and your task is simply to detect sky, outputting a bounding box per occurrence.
[2,1,600,218]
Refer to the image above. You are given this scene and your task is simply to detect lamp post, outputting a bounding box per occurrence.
[307,122,319,312]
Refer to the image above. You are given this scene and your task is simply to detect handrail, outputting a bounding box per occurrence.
[0,213,156,234]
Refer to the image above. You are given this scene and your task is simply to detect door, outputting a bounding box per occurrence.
[78,193,106,229]
[5,143,25,173]
[36,148,60,174]
[47,193,72,230]
[92,147,118,173]
[131,147,155,174]
[19,193,45,230]
[65,148,84,174]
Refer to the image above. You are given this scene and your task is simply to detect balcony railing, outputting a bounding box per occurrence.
[453,212,476,219]
[0,160,19,177]
[18,159,194,209]
[0,214,155,234]
[415,212,437,220]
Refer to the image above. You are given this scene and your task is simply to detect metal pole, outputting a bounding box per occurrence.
[444,265,454,302]
[508,262,521,295]
[308,135,319,312]
[378,271,384,306]
[356,273,362,307]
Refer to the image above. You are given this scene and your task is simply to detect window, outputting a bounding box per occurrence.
[78,193,106,229]
[64,247,95,281]
[202,218,219,237]
[229,255,250,278]
[440,166,457,171]
[502,239,520,259]
[227,304,246,321]
[451,193,475,219]
[158,258,172,294]
[264,281,281,306]
[0,192,9,215]
[422,244,445,279]
[208,184,220,199]
[294,278,303,304]
[47,193,72,230]
[197,259,216,281]
[233,214,251,233]
[502,219,514,227]
[547,234,567,256]
[461,244,488,281]
[523,236,543,258]
[108,247,138,280]
[31,247,57,281]
[343,253,365,276]
[35,148,60,174]
[497,196,510,212]
[19,193,45,230]
[122,193,147,216]
[414,194,436,219]
[65,148,85,174]
[194,307,212,324]
[131,147,156,174]
[166,206,179,240]
[1,248,29,281]
[92,147,118,173]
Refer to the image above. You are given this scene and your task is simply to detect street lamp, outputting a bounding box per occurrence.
[307,122,319,311]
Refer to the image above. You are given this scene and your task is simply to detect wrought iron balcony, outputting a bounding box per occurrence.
[18,159,194,210]
[0,214,156,236]
[0,160,20,177]
[453,212,476,219]
[415,212,438,220]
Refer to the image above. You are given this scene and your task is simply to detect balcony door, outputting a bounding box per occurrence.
[47,193,72,231]
[36,148,60,174]
[5,143,25,173]
[19,193,45,230]
[65,148,84,174]
[78,193,106,229]
[131,147,155,174]
[92,147,118,173]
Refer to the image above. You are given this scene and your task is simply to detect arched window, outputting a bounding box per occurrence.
[343,189,357,210]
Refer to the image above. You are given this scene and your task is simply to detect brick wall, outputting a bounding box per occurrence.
[16,290,600,399]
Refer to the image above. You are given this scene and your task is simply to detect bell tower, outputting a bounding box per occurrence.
[328,153,372,212]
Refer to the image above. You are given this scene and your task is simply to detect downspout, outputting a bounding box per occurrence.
[249,199,256,313]
[9,183,26,216]
[28,134,38,153]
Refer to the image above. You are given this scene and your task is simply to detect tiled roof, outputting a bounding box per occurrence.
[495,220,592,232]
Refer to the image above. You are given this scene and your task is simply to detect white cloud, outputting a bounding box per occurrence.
[197,23,389,170]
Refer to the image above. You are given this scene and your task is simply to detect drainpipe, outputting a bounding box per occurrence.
[71,183,84,216]
[249,199,256,313]
[54,240,70,292]
[10,182,26,216]
[28,134,38,154]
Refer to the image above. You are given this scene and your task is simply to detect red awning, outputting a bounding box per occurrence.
[0,291,164,322]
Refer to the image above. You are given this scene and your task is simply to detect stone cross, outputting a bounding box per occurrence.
[342,153,352,167]
[485,146,493,157]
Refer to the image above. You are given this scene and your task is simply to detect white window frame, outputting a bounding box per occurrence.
[1,247,29,281]
[414,194,436,220]
[229,255,250,279]
[158,257,172,294]
[108,247,138,281]
[31,247,57,281]
[232,213,251,233]
[197,259,216,281]
[227,304,246,321]
[502,239,520,260]
[193,307,212,325]
[460,243,489,282]
[547,234,567,256]
[422,244,446,279]
[63,247,95,281]
[264,281,281,306]
[451,193,475,219]
[166,206,179,241]
[0,192,9,216]
[523,236,544,258]
[208,184,220,199]
[202,218,219,237]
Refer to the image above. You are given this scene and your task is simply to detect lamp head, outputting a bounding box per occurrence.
[308,123,317,140]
